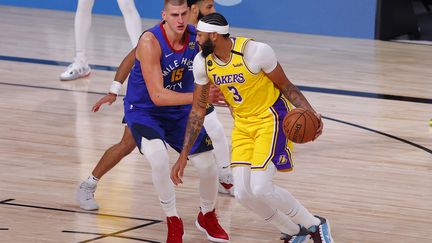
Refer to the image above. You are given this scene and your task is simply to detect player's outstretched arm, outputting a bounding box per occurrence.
[138,32,193,106]
[92,48,136,112]
[171,82,210,185]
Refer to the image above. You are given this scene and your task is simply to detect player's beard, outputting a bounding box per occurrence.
[201,39,215,57]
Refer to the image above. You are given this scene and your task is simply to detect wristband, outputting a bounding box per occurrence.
[109,81,122,95]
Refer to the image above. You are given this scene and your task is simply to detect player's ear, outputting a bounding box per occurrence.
[161,10,166,21]
[190,4,198,16]
[210,32,217,42]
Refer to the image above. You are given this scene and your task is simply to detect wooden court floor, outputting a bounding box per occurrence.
[0,6,431,243]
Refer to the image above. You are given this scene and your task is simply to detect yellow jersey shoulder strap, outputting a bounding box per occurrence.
[231,37,253,56]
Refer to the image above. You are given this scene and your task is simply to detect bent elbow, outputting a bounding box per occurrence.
[150,96,162,106]
[149,92,167,106]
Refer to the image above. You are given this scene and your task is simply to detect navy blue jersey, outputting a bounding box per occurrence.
[122,22,212,155]
[124,22,199,113]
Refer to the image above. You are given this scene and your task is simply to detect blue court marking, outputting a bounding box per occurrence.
[0,81,122,97]
[298,86,432,104]
[1,54,431,104]
[0,55,118,71]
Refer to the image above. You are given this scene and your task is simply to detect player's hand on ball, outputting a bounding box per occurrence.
[92,93,117,112]
[283,108,321,143]
[313,112,323,140]
[171,156,188,185]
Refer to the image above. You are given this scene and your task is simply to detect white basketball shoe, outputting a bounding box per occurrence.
[76,181,99,210]
[60,61,91,81]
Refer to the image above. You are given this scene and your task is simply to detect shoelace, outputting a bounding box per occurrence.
[67,63,87,74]
[81,185,95,200]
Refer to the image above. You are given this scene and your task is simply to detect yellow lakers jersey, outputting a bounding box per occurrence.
[205,37,280,118]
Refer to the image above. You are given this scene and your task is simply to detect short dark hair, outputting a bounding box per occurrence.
[200,12,229,26]
[187,0,199,7]
[200,13,230,38]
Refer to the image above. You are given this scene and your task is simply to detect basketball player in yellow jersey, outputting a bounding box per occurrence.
[171,13,334,243]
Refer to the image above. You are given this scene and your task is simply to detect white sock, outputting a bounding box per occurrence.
[85,175,99,187]
[266,209,300,236]
[274,185,320,228]
[203,111,231,170]
[74,0,94,63]
[141,138,178,217]
[200,199,215,215]
[117,0,142,47]
[189,151,218,214]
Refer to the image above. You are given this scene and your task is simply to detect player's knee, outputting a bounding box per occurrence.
[234,186,253,204]
[124,138,137,152]
[140,139,170,176]
[147,152,170,176]
[118,138,135,155]
[189,151,218,176]
[250,183,273,199]
[231,167,253,202]
[203,112,225,137]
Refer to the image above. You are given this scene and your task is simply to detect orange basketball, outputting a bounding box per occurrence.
[282,108,320,143]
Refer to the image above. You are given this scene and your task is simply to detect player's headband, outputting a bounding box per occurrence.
[197,20,230,34]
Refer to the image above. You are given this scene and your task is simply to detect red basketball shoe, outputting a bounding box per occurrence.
[166,216,184,243]
[195,209,229,242]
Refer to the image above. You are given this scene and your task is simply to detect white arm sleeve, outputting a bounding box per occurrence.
[243,41,278,74]
[193,52,210,85]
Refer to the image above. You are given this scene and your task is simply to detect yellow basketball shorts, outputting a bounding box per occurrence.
[231,96,294,172]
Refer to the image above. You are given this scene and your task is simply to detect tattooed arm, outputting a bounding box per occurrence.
[180,83,210,156]
[171,82,210,185]
[267,63,315,111]
[266,62,323,138]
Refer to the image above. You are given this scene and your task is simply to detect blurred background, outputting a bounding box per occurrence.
[1,0,431,42]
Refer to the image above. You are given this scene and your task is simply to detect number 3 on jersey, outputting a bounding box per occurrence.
[227,86,243,102]
[171,68,184,82]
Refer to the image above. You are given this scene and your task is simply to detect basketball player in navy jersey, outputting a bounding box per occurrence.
[98,1,229,242]
[76,0,233,214]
